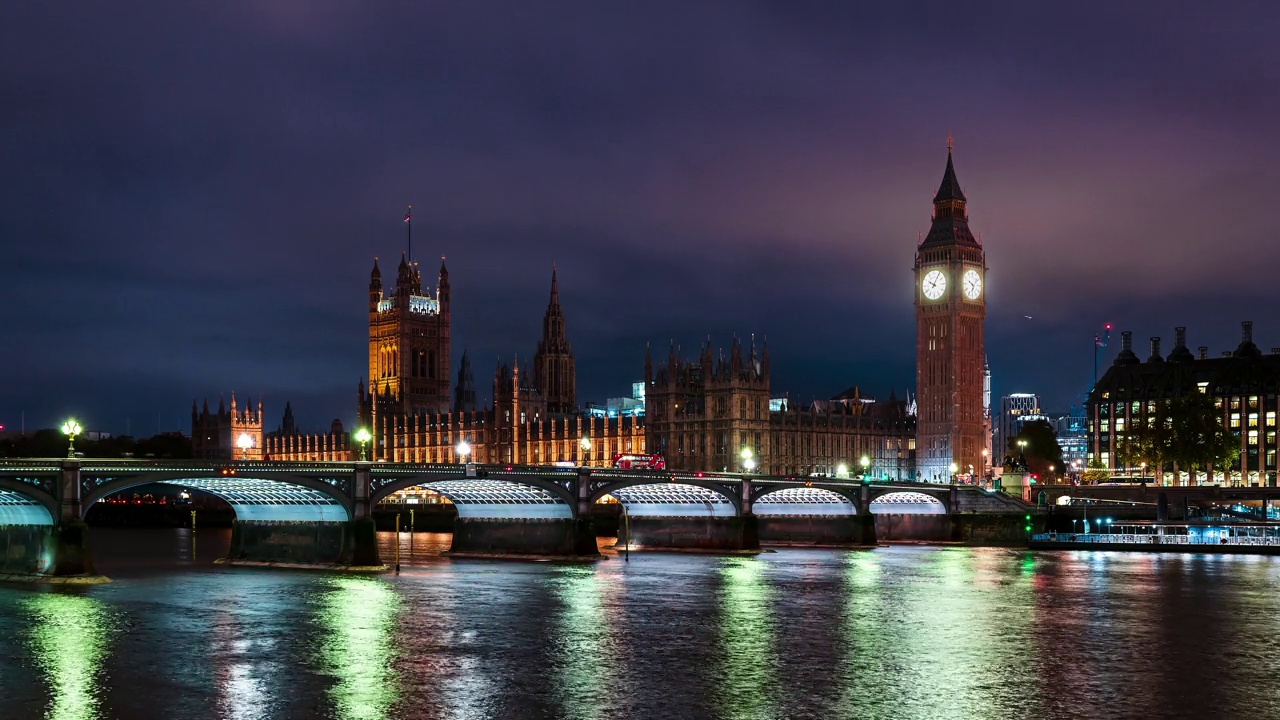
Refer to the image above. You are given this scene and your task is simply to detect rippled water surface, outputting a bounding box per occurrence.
[3,529,1280,719]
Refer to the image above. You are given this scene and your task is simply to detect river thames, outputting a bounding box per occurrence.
[3,529,1280,720]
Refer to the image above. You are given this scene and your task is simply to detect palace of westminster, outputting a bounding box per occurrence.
[194,148,991,483]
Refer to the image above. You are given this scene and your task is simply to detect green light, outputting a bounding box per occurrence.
[717,558,775,718]
[316,577,401,720]
[25,593,114,720]
[551,565,613,718]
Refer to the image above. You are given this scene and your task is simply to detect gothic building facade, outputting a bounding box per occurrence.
[265,266,638,466]
[192,393,264,460]
[532,268,576,415]
[366,254,451,416]
[644,338,916,479]
[914,143,987,482]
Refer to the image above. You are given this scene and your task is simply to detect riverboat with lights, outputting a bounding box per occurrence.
[1030,520,1280,554]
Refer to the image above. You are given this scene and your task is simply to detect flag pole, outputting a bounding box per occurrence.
[407,204,412,265]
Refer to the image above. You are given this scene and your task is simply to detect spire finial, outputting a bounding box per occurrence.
[947,132,953,152]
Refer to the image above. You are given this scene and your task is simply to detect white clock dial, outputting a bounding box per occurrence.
[922,270,946,300]
[963,269,982,299]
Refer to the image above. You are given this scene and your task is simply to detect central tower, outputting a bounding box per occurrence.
[367,254,452,415]
[914,141,986,482]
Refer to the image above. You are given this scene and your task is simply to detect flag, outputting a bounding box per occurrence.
[403,209,411,223]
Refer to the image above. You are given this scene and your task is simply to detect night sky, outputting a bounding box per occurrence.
[5,1,1280,435]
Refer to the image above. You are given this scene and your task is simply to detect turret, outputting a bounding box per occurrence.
[369,257,382,312]
[437,257,450,312]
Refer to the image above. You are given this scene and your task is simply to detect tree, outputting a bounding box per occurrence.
[1008,419,1065,481]
[1130,399,1174,480]
[1081,456,1111,484]
[1166,391,1238,481]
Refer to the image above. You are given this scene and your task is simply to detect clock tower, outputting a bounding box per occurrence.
[914,140,986,483]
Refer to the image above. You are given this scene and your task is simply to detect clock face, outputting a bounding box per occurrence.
[921,270,946,300]
[963,269,982,300]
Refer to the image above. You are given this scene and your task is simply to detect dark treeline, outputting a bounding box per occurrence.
[0,429,193,459]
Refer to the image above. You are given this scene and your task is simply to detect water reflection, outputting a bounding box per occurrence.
[315,577,402,720]
[551,565,617,720]
[717,558,775,720]
[211,606,273,720]
[24,592,114,720]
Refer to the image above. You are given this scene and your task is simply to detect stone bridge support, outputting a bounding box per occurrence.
[46,460,97,577]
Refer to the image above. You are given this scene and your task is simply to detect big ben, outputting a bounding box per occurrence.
[914,139,986,483]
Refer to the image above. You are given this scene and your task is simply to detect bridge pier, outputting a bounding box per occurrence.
[44,460,98,577]
[857,485,879,545]
[342,461,381,566]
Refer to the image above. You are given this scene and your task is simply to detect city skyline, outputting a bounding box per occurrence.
[5,2,1280,432]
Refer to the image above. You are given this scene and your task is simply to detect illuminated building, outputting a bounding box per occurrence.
[365,253,452,417]
[192,393,263,460]
[644,338,915,479]
[996,393,1044,458]
[1088,322,1280,485]
[266,267,644,466]
[914,141,987,482]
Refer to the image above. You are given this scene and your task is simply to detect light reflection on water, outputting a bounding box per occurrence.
[24,592,114,720]
[551,565,616,720]
[315,576,402,720]
[717,557,775,720]
[7,533,1280,719]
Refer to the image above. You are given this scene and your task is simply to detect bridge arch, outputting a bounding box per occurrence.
[753,486,858,516]
[591,479,742,517]
[372,474,578,519]
[868,490,948,515]
[83,474,352,522]
[0,480,56,525]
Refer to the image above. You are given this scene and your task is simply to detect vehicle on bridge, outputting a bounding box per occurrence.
[612,453,666,470]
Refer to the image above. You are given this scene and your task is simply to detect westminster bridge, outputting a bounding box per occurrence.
[0,458,1032,577]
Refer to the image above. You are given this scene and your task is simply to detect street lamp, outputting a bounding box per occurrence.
[60,419,82,459]
[860,455,870,478]
[949,462,959,484]
[455,439,472,463]
[836,463,849,478]
[740,447,756,473]
[355,427,372,461]
[236,432,253,461]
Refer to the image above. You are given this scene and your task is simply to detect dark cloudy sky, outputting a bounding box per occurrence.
[4,1,1279,434]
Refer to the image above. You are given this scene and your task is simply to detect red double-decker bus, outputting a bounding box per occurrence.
[612,453,666,470]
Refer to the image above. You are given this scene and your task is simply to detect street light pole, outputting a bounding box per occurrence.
[60,419,82,459]
[355,427,372,462]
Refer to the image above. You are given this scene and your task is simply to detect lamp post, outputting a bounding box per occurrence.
[60,419,82,459]
[860,455,870,480]
[355,427,372,462]
[579,436,592,466]
[1140,461,1148,483]
[949,462,959,484]
[836,463,849,478]
[456,439,472,463]
[740,447,756,473]
[236,432,253,461]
